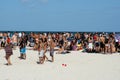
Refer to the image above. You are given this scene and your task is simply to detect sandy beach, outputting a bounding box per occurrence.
[0,47,120,80]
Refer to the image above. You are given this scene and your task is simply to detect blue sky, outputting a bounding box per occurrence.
[0,0,120,32]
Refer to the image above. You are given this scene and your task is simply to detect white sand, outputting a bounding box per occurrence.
[0,47,120,80]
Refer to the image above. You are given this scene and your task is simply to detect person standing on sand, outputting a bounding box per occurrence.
[94,34,100,53]
[4,41,13,65]
[49,39,56,62]
[109,35,116,53]
[38,39,48,64]
[19,37,26,59]
[38,40,43,64]
[88,37,93,52]
[100,34,105,53]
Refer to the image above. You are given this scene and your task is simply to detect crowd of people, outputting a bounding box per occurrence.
[0,32,120,65]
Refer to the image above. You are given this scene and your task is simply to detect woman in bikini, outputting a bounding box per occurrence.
[4,41,13,65]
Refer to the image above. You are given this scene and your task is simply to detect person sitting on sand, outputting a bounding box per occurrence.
[56,45,65,54]
[4,41,13,65]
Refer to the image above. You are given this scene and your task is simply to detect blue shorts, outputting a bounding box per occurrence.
[20,48,26,54]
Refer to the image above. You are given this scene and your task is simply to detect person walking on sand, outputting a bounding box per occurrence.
[49,39,56,62]
[38,39,48,64]
[4,41,13,65]
[19,37,27,59]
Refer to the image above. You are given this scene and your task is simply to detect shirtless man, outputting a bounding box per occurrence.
[50,39,56,62]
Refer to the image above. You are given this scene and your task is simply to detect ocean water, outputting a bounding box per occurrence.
[0,31,120,36]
